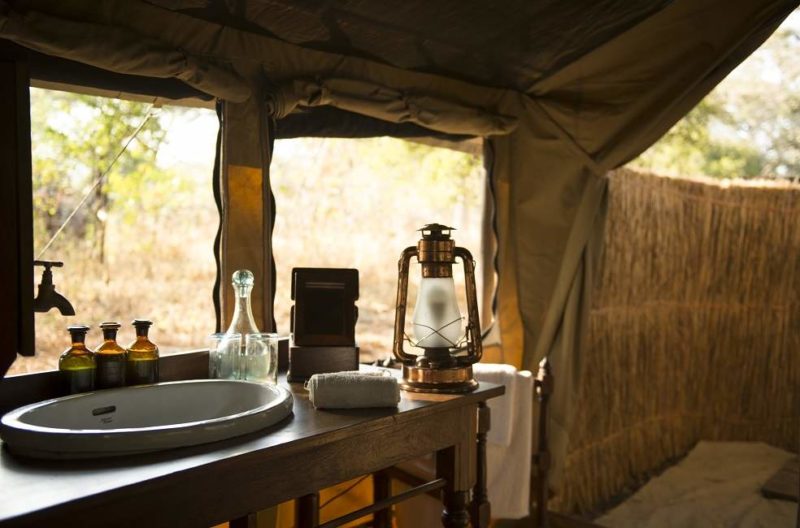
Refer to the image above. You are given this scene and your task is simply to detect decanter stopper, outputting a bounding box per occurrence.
[232,269,255,297]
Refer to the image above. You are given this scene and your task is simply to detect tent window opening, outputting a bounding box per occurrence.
[271,137,492,363]
[9,87,219,376]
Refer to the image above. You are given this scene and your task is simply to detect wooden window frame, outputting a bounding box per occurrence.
[0,43,34,378]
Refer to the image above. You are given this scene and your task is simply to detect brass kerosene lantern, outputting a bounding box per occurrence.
[393,224,482,393]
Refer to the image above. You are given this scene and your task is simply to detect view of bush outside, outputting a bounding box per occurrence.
[9,89,220,375]
[633,11,799,180]
[270,137,485,362]
[13,9,795,375]
[11,88,484,374]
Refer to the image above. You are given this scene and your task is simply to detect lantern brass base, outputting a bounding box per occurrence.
[400,364,479,394]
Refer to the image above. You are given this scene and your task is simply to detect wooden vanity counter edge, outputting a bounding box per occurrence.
[0,360,504,528]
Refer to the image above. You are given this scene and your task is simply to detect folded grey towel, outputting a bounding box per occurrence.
[306,371,400,409]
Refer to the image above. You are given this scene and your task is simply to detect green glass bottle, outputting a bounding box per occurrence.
[96,321,127,389]
[126,319,159,385]
[59,325,96,394]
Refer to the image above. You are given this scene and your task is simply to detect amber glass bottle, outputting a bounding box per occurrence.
[59,325,96,394]
[95,321,127,389]
[126,319,159,385]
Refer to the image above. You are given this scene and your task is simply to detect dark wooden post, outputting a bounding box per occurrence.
[471,401,491,527]
[437,447,470,528]
[533,358,553,528]
[296,492,320,528]
[0,42,33,378]
[372,470,392,528]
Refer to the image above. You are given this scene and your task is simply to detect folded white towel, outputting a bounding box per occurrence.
[473,363,518,447]
[306,371,400,409]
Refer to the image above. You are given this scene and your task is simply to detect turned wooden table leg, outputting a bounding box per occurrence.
[440,487,470,528]
[437,405,478,528]
[471,401,491,528]
[296,492,320,528]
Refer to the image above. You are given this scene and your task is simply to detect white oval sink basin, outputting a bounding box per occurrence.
[0,380,293,459]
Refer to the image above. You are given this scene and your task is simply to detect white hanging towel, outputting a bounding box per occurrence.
[472,363,517,446]
[474,364,533,520]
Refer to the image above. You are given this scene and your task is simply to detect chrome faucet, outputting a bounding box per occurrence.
[33,260,75,316]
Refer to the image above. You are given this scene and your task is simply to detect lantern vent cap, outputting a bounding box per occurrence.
[418,224,455,240]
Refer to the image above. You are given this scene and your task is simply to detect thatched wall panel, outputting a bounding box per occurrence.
[556,169,799,514]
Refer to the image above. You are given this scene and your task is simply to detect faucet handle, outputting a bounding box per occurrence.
[34,260,64,270]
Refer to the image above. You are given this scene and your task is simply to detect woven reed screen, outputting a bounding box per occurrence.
[555,168,799,514]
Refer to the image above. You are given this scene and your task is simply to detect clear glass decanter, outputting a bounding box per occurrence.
[226,269,259,378]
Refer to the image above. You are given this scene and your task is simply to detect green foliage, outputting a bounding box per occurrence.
[634,97,767,178]
[30,89,196,257]
[362,138,483,207]
[633,22,800,180]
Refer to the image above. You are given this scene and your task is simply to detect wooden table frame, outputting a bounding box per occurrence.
[0,374,502,528]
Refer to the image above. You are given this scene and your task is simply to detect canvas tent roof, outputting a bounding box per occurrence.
[5,0,675,97]
[1,0,797,499]
[146,0,671,93]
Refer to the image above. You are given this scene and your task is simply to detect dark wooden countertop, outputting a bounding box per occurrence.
[0,375,503,527]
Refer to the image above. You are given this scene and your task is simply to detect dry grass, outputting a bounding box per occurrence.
[11,203,219,375]
[11,135,484,375]
[554,169,800,514]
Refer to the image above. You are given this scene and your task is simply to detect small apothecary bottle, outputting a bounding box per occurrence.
[59,324,96,394]
[126,319,159,385]
[96,321,127,389]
